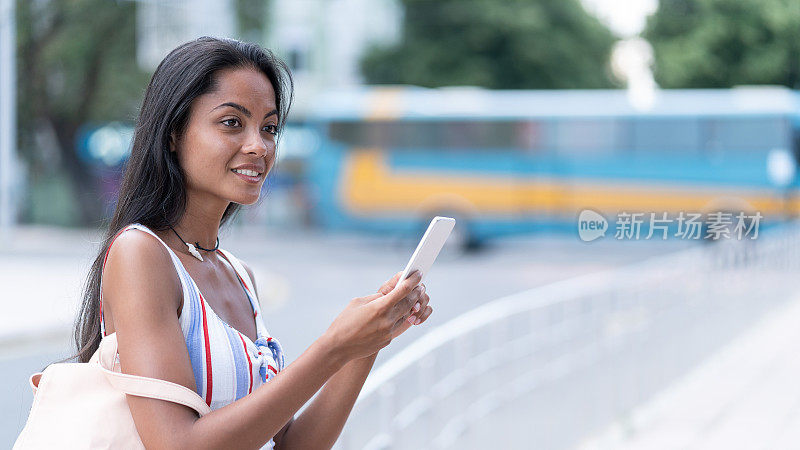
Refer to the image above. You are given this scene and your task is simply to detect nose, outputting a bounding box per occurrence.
[242,128,272,158]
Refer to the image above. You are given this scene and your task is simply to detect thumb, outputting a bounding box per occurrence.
[359,292,383,304]
[378,271,403,295]
[376,270,422,309]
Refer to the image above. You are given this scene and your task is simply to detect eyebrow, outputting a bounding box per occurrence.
[211,102,278,120]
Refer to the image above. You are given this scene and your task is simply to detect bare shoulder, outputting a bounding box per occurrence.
[103,229,182,323]
[101,228,201,447]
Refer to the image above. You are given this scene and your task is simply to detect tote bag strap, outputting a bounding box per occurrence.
[98,333,212,416]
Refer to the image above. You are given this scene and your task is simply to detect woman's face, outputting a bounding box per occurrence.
[173,66,278,206]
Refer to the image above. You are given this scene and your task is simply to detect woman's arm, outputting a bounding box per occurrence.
[104,232,423,449]
[276,353,378,450]
[275,273,434,450]
[241,262,376,449]
[185,335,347,449]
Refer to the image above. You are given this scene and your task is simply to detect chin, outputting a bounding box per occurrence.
[234,194,261,206]
[227,188,261,206]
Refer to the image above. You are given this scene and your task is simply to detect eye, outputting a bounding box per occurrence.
[221,118,241,127]
[263,124,279,135]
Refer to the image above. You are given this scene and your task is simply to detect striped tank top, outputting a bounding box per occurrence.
[99,223,285,448]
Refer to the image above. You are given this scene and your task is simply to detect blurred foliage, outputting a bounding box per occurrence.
[235,0,269,44]
[644,0,800,88]
[16,0,149,226]
[360,0,618,89]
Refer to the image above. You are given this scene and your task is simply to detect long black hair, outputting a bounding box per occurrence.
[70,36,293,363]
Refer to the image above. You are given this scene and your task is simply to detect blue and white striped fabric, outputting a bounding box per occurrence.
[100,223,285,449]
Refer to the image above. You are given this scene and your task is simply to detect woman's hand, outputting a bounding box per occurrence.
[322,270,433,362]
[377,271,433,329]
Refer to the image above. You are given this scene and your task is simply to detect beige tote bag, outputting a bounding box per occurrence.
[14,332,211,449]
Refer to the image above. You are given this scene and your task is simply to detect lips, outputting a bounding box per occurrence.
[231,169,261,183]
[232,168,261,177]
[231,163,266,174]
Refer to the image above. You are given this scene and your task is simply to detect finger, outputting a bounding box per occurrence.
[414,305,433,325]
[398,284,425,317]
[360,292,383,304]
[378,271,403,295]
[393,293,428,337]
[391,311,416,339]
[378,272,401,294]
[391,276,424,318]
[411,291,429,315]
[410,286,427,314]
[376,270,422,310]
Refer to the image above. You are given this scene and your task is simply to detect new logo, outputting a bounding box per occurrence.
[578,209,608,242]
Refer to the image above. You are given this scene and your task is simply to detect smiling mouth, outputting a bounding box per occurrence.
[231,169,262,182]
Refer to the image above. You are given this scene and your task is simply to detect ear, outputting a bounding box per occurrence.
[169,133,177,153]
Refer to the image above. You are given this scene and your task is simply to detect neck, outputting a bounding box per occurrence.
[170,191,228,251]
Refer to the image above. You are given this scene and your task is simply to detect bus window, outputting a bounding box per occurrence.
[516,121,545,152]
[705,117,788,152]
[552,118,621,156]
[632,118,701,153]
[328,120,532,150]
[793,125,800,164]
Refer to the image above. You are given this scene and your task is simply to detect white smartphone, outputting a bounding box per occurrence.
[394,216,456,291]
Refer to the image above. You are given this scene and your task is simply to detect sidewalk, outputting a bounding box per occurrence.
[0,226,96,350]
[579,292,800,450]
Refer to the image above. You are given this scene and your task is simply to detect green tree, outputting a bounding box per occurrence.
[644,0,800,88]
[235,0,269,44]
[17,0,150,226]
[360,0,618,89]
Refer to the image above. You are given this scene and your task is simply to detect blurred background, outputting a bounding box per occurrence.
[2,0,800,448]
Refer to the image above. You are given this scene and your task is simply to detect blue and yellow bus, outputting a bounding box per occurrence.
[302,86,800,247]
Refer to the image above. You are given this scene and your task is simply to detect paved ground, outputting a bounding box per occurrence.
[578,291,800,450]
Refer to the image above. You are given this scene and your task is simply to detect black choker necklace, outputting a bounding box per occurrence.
[167,225,219,262]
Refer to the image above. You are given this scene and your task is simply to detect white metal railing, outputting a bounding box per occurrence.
[336,223,800,450]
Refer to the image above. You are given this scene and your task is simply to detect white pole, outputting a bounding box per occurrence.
[0,0,17,242]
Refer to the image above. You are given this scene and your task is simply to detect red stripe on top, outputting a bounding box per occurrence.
[267,365,277,375]
[216,250,262,331]
[216,250,255,298]
[237,333,254,394]
[199,293,214,407]
[100,226,137,336]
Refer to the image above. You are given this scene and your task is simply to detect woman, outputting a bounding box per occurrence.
[71,36,432,449]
